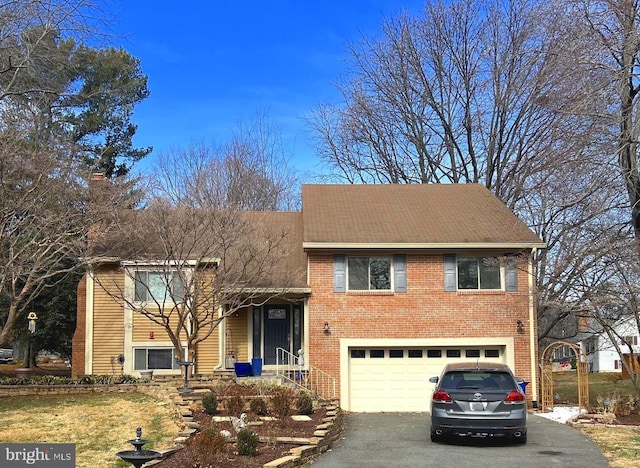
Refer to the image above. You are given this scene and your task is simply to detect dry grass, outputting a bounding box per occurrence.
[550,371,640,467]
[578,426,640,468]
[0,392,179,468]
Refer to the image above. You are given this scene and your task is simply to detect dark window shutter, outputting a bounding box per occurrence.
[334,255,346,292]
[443,254,456,291]
[505,263,518,292]
[394,254,407,292]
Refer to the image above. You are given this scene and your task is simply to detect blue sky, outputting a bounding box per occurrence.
[108,1,424,178]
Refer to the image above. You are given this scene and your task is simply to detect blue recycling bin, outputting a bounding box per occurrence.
[515,377,528,394]
[234,362,252,377]
[251,358,263,377]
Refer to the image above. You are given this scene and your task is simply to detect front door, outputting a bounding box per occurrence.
[263,306,291,365]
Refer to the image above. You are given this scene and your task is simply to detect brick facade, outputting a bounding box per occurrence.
[306,253,537,400]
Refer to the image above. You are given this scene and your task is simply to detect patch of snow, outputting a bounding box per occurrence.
[534,406,587,424]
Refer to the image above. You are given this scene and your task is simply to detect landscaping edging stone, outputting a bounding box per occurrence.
[568,412,640,429]
[0,383,142,397]
[150,385,345,468]
[263,405,345,468]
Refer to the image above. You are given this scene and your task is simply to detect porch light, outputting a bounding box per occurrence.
[517,320,525,333]
[323,321,331,334]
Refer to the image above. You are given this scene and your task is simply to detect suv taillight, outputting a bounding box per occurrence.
[504,390,525,404]
[433,389,453,403]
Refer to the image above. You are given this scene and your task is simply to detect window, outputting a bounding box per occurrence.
[370,349,385,358]
[348,257,391,290]
[427,349,442,358]
[446,349,461,358]
[351,349,366,358]
[457,257,500,290]
[465,349,480,358]
[134,348,182,370]
[484,349,500,358]
[134,271,185,302]
[444,254,517,292]
[622,336,638,347]
[408,350,423,358]
[389,350,404,358]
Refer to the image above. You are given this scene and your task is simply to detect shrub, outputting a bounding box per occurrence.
[249,397,268,415]
[236,429,259,456]
[202,392,218,415]
[271,386,294,423]
[296,392,314,415]
[225,395,245,415]
[188,428,227,462]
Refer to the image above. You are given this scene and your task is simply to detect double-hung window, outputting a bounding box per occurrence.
[348,256,391,290]
[444,254,518,292]
[334,254,406,293]
[134,271,185,303]
[457,257,501,290]
[134,347,182,370]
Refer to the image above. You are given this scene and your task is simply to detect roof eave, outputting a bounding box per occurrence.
[302,242,547,250]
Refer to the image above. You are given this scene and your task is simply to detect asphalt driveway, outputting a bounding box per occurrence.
[309,413,608,468]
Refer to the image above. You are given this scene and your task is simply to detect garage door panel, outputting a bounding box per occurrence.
[348,346,505,412]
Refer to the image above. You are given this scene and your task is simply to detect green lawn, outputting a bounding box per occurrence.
[551,371,638,408]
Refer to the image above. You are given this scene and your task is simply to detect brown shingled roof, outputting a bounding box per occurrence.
[301,184,544,247]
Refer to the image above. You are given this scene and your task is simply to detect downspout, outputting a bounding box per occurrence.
[215,305,225,370]
[528,248,538,407]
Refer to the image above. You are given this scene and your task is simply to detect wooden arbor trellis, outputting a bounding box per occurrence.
[540,341,589,413]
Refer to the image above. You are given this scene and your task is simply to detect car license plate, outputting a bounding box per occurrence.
[470,402,486,411]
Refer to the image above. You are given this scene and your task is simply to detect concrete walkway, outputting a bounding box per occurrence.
[309,413,608,468]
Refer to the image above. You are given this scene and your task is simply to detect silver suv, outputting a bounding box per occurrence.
[429,362,527,444]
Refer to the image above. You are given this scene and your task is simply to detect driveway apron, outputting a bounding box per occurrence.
[309,413,608,468]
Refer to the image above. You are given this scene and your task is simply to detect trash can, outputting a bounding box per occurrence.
[251,358,263,377]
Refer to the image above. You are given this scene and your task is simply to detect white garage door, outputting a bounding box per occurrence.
[348,346,505,412]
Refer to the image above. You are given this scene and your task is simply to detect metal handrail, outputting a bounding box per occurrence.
[275,347,337,400]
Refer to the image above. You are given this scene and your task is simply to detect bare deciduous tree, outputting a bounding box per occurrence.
[155,111,300,211]
[0,134,110,347]
[89,152,305,364]
[309,0,580,206]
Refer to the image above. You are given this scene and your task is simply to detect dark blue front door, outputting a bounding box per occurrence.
[263,306,291,365]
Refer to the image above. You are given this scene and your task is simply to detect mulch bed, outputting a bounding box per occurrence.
[154,386,328,468]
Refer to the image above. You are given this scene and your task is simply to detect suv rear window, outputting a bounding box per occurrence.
[440,371,516,391]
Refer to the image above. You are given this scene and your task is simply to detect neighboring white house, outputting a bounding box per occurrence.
[580,318,640,373]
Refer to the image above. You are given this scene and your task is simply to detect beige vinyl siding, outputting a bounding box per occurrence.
[92,267,125,374]
[192,268,221,372]
[195,334,219,374]
[131,310,181,342]
[225,309,248,361]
